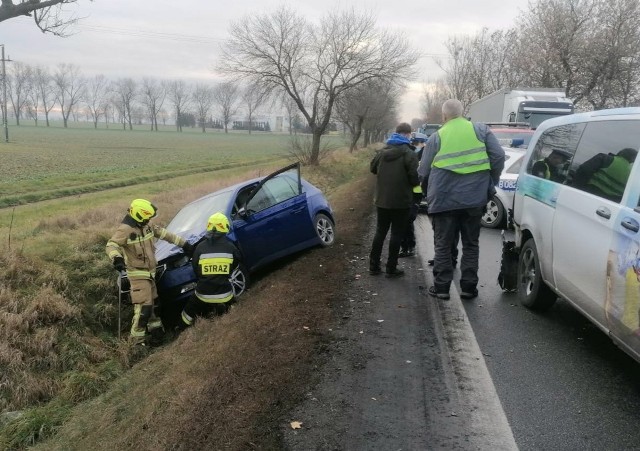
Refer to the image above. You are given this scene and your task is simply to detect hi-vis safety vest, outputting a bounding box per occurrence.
[432,117,490,174]
[588,155,632,199]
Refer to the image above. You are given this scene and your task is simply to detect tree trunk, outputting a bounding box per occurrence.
[45,112,50,127]
[310,130,322,166]
[363,130,371,147]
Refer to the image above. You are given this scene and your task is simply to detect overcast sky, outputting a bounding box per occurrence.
[2,0,530,121]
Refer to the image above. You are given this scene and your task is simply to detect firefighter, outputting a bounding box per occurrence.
[106,199,194,345]
[179,212,241,329]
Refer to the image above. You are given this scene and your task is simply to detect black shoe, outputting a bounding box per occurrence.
[405,248,415,257]
[385,268,405,278]
[427,259,434,266]
[369,267,382,275]
[398,250,409,258]
[460,289,478,299]
[428,286,450,300]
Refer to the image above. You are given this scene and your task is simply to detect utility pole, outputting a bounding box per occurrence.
[1,44,10,143]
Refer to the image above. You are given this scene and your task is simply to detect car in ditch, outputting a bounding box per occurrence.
[154,163,335,324]
[481,146,526,228]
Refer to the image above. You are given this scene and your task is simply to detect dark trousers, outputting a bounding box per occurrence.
[401,203,419,251]
[370,207,411,272]
[431,207,483,293]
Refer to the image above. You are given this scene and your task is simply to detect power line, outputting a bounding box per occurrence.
[77,24,223,44]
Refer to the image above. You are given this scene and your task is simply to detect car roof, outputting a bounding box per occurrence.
[491,128,534,134]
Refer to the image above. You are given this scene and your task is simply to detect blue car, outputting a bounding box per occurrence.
[154,163,335,321]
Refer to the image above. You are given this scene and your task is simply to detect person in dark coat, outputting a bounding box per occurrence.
[369,122,420,278]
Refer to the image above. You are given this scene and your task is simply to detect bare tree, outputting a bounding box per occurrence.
[31,65,56,126]
[420,78,450,124]
[334,79,398,151]
[212,80,240,133]
[7,61,32,125]
[241,83,270,134]
[85,74,109,128]
[140,78,166,131]
[192,83,214,133]
[167,80,190,132]
[280,93,298,135]
[219,6,417,165]
[111,78,137,130]
[0,0,89,35]
[52,63,85,128]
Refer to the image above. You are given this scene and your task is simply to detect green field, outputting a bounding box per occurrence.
[0,125,345,207]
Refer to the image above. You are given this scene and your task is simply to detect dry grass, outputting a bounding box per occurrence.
[30,147,376,450]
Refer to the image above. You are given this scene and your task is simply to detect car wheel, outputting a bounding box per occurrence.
[230,264,250,297]
[314,213,335,247]
[481,196,505,228]
[517,238,557,311]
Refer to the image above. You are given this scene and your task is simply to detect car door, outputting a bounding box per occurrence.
[552,119,640,328]
[232,163,312,270]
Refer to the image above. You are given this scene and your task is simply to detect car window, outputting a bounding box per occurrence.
[527,123,585,184]
[265,175,298,203]
[567,120,640,203]
[246,185,276,212]
[507,157,523,174]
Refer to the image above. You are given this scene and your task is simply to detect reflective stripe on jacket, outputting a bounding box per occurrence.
[588,155,631,198]
[105,214,186,280]
[432,117,490,174]
[192,234,241,302]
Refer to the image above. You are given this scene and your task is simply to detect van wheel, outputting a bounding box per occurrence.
[481,196,505,228]
[518,238,557,311]
[314,213,335,247]
[230,264,250,297]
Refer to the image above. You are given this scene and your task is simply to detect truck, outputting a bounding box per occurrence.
[467,88,574,129]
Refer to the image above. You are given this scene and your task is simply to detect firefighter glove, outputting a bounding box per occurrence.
[119,273,131,292]
[113,256,126,272]
[183,242,195,257]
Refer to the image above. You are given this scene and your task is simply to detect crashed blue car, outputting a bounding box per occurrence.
[154,163,335,321]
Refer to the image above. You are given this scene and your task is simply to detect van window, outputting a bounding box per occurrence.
[527,123,585,184]
[567,120,640,203]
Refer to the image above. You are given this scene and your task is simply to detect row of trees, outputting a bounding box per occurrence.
[3,62,282,133]
[2,4,417,164]
[423,0,640,121]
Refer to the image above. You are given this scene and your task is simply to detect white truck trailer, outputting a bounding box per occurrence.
[467,88,574,129]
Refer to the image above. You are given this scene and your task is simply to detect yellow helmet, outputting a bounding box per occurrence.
[206,212,230,234]
[129,199,157,223]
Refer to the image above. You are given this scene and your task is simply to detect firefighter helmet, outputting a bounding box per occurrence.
[206,212,230,234]
[129,199,157,223]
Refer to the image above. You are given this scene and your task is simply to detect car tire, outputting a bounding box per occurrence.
[314,213,335,247]
[481,196,505,229]
[230,264,250,297]
[517,238,557,311]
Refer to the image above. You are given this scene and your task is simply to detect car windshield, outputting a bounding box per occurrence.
[166,190,234,235]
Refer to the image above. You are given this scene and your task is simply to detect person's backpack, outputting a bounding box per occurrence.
[498,233,519,292]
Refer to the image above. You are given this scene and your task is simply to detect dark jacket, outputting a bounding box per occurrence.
[192,234,241,300]
[370,143,420,209]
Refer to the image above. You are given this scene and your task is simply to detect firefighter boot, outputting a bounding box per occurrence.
[130,304,152,345]
[147,304,165,346]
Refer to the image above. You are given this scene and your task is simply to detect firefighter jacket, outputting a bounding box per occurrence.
[106,214,186,280]
[191,233,241,303]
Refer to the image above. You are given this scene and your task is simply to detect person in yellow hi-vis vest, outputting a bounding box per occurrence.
[106,199,194,345]
[418,99,505,300]
[179,212,241,330]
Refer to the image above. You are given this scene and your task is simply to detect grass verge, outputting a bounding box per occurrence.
[0,146,376,449]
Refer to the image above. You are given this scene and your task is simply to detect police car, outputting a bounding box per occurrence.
[481,146,526,228]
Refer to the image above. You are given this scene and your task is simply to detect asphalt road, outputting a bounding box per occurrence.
[284,215,517,450]
[464,225,640,450]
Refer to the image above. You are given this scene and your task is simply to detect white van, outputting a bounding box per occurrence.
[513,107,640,362]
